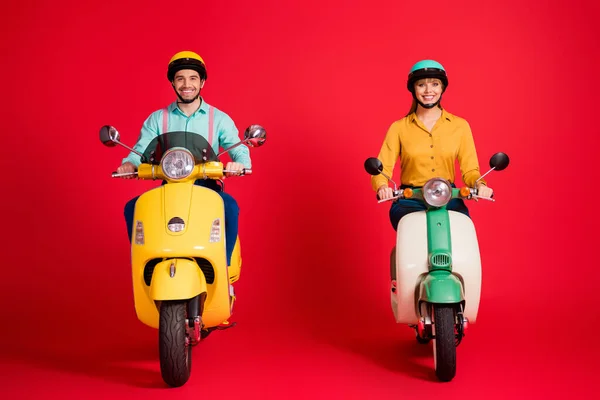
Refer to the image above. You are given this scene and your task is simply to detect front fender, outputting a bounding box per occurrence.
[419,271,464,304]
[149,258,207,300]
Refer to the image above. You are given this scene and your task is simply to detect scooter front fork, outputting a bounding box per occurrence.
[413,304,469,343]
[186,316,202,346]
[417,318,428,338]
[456,309,468,345]
[186,294,205,346]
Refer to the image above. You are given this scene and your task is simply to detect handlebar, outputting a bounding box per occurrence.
[111,166,252,179]
[223,168,252,176]
[112,171,138,178]
[377,190,401,203]
[376,187,494,203]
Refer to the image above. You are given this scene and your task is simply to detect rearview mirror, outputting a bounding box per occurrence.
[99,125,121,147]
[489,152,509,171]
[364,157,383,175]
[244,125,267,147]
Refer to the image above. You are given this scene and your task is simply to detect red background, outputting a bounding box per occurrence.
[1,0,599,398]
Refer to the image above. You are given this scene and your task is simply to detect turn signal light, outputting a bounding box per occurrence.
[135,221,145,245]
[460,187,471,198]
[210,219,221,243]
[403,188,413,198]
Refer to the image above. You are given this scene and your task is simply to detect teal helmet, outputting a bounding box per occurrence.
[407,60,448,109]
[407,60,448,92]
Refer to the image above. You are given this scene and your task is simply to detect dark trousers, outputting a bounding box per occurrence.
[124,180,240,265]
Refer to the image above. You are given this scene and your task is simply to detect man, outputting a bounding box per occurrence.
[116,50,251,266]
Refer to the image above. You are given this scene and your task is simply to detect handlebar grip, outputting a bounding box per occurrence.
[377,189,400,201]
[376,189,401,203]
[243,168,252,176]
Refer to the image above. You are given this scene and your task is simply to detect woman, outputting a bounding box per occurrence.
[372,59,494,230]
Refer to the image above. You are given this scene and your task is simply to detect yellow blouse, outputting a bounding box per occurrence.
[371,109,486,191]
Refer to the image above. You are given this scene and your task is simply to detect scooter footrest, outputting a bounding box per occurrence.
[200,321,237,340]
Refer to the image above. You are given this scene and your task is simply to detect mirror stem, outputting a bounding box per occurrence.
[217,140,246,157]
[115,142,144,159]
[381,172,398,191]
[476,167,496,185]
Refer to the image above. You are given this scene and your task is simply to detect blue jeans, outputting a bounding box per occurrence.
[389,185,470,231]
[124,179,239,265]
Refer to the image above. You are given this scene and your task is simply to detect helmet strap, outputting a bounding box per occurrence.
[172,83,201,104]
[411,90,442,109]
[417,99,440,109]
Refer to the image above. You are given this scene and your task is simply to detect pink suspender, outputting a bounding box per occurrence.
[208,105,214,146]
[162,108,168,133]
[162,105,214,146]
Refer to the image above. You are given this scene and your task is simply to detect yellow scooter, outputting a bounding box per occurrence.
[99,125,266,387]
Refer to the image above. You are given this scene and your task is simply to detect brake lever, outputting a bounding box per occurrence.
[378,196,400,204]
[471,194,495,202]
[111,172,139,178]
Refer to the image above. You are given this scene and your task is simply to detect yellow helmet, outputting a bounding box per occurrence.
[167,51,207,81]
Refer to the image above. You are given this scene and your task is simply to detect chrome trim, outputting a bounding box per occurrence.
[186,316,201,346]
[160,148,194,180]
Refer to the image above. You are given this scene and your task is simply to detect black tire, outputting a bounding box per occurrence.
[159,301,192,387]
[433,305,456,382]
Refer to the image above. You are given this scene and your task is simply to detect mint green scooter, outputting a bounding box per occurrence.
[364,152,509,382]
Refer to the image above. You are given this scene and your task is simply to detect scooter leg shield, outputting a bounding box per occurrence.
[448,211,483,323]
[393,211,479,323]
[393,212,429,324]
[228,236,242,284]
[150,258,207,301]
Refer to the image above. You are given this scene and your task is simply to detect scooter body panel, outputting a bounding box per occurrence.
[392,210,482,324]
[131,182,232,329]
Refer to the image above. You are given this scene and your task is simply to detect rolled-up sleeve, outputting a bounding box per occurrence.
[122,112,161,168]
[457,121,485,187]
[371,122,401,191]
[217,114,251,169]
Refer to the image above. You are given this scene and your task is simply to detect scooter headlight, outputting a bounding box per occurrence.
[423,178,453,207]
[161,148,195,180]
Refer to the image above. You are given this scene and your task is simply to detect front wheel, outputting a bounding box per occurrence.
[433,305,456,382]
[159,301,192,387]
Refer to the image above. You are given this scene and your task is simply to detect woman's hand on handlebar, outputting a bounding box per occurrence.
[377,185,395,200]
[476,183,494,200]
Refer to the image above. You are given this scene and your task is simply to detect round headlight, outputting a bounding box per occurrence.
[423,178,452,207]
[161,148,194,179]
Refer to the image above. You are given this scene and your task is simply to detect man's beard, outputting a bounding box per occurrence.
[176,89,200,104]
